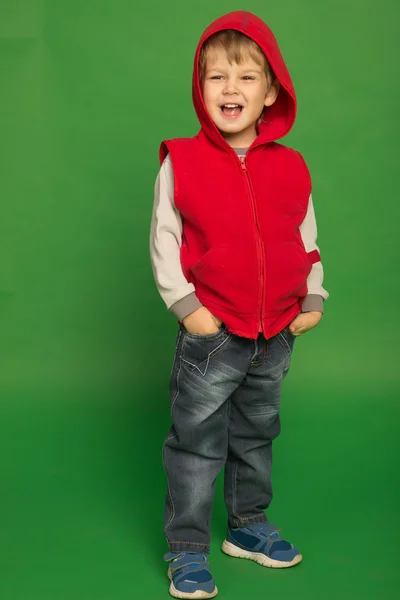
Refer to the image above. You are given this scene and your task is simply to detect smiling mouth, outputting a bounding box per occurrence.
[220,104,244,118]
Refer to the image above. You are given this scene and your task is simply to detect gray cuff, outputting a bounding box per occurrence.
[301,294,324,313]
[169,292,204,320]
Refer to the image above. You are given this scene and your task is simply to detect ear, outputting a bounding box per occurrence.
[264,79,280,107]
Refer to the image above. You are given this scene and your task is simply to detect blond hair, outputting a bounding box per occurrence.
[198,29,274,83]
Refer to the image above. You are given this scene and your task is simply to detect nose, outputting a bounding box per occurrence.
[223,79,239,95]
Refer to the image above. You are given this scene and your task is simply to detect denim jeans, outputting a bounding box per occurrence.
[162,322,296,554]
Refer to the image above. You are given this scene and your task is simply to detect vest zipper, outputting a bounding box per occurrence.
[239,155,265,334]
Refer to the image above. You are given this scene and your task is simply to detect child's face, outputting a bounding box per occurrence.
[202,48,279,147]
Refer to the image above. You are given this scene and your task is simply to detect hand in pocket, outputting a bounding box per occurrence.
[182,307,223,335]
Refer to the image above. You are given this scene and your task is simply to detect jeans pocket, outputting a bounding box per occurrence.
[180,325,231,376]
[180,322,226,340]
[277,327,296,359]
[283,326,296,340]
[169,328,184,378]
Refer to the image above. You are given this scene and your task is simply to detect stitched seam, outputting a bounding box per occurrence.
[232,462,238,520]
[170,329,183,416]
[170,359,182,417]
[225,398,233,519]
[249,338,269,368]
[163,434,177,533]
[250,337,258,363]
[181,355,210,377]
[169,541,211,547]
[276,331,291,359]
[284,327,296,340]
[249,353,268,368]
[181,332,232,374]
[169,330,182,378]
[183,325,226,340]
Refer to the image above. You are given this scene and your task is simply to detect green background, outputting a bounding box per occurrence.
[1,1,398,598]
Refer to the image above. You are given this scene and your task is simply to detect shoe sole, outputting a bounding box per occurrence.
[221,540,303,569]
[168,568,218,599]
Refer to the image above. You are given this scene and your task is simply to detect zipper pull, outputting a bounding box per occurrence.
[239,155,247,171]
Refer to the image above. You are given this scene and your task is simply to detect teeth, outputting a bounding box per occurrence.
[223,104,240,108]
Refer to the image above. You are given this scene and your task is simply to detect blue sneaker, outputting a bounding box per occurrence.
[164,552,218,599]
[222,523,302,568]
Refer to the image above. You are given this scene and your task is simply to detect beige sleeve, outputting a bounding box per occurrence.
[299,194,329,312]
[149,155,203,320]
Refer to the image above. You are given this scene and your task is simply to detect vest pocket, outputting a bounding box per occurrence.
[190,244,259,314]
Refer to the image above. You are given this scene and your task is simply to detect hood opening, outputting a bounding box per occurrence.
[192,11,297,151]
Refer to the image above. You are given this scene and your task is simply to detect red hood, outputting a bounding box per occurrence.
[192,11,296,149]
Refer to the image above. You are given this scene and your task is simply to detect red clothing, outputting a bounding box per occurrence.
[159,11,321,340]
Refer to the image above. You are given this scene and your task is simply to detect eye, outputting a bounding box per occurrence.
[242,76,255,80]
[210,75,223,80]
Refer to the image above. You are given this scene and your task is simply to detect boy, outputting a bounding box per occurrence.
[150,10,328,599]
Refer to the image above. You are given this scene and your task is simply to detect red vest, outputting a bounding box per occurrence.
[159,10,321,339]
[160,131,320,340]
